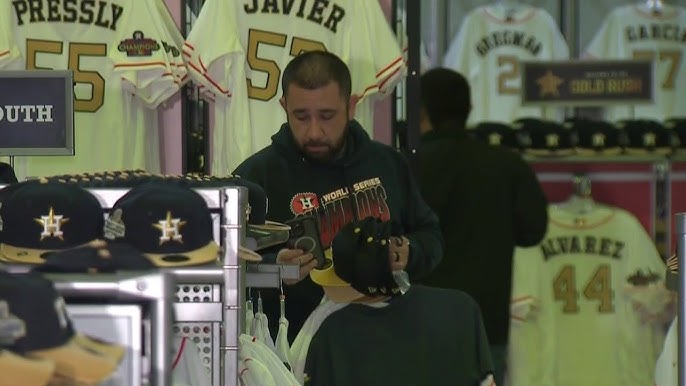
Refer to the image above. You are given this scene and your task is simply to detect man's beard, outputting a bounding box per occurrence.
[295,121,349,163]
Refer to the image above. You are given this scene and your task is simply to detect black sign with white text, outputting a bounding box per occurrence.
[0,70,74,156]
[521,60,653,106]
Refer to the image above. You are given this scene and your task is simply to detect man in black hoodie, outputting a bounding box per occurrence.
[234,51,443,343]
[417,68,548,385]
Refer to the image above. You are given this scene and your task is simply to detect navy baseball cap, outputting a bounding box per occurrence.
[0,182,104,264]
[564,118,623,155]
[108,183,220,267]
[514,118,576,156]
[310,217,401,302]
[616,119,678,155]
[0,271,122,385]
[34,240,155,274]
[472,121,520,150]
[665,118,686,152]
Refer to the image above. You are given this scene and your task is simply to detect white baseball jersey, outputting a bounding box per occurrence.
[508,205,667,386]
[654,317,677,386]
[584,4,686,122]
[151,0,188,87]
[238,333,301,386]
[444,5,569,125]
[171,335,212,386]
[0,0,179,179]
[183,0,406,176]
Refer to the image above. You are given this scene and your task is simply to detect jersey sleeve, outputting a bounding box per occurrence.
[347,1,406,101]
[541,9,570,60]
[443,9,476,78]
[583,9,618,59]
[0,1,21,69]
[182,0,245,101]
[150,0,189,87]
[109,2,179,108]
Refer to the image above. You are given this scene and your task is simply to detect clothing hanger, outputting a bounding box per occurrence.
[257,291,264,315]
[279,278,286,320]
[496,0,524,20]
[557,173,595,215]
[641,0,665,15]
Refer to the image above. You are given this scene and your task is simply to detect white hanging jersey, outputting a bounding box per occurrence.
[444,5,569,125]
[289,297,348,385]
[171,336,212,386]
[654,317,677,386]
[508,205,668,386]
[275,315,292,370]
[0,0,178,179]
[183,0,406,175]
[584,4,686,122]
[151,0,188,87]
[238,334,301,386]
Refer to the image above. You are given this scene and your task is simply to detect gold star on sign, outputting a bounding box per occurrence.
[536,70,564,97]
[152,211,187,245]
[34,207,69,241]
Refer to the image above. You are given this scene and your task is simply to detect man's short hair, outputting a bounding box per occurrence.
[281,50,352,100]
[420,68,471,129]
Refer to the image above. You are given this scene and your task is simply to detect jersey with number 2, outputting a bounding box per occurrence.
[509,205,667,386]
[444,5,569,125]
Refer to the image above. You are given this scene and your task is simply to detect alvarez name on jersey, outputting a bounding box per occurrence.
[584,3,686,122]
[508,205,667,386]
[0,0,179,179]
[183,0,406,175]
[444,4,569,125]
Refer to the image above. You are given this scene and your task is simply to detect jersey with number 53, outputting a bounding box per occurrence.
[0,0,178,179]
[183,0,406,175]
[508,205,666,386]
[444,5,569,125]
[584,4,686,122]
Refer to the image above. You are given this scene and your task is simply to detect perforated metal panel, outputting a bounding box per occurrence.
[174,284,222,386]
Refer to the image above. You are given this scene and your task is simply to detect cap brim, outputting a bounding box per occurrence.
[27,337,118,385]
[144,240,219,267]
[73,334,125,364]
[250,220,291,232]
[238,246,262,262]
[0,244,54,264]
[309,249,347,287]
[322,285,366,304]
[0,350,55,386]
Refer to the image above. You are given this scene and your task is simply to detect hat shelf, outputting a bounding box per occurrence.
[0,185,298,386]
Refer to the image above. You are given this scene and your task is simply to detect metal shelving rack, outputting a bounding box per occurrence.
[2,185,299,386]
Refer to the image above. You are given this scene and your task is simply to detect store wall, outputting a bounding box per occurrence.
[160,0,183,175]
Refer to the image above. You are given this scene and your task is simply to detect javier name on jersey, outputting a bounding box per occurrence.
[242,0,345,33]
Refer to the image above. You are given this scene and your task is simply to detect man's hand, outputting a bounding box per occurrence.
[276,248,317,285]
[388,236,410,271]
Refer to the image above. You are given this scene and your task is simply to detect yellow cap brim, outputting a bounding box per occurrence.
[0,241,97,265]
[28,336,119,385]
[73,334,125,364]
[238,246,262,262]
[144,241,219,267]
[0,351,55,386]
[309,248,347,287]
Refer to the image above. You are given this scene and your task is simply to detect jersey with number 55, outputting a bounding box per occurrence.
[183,0,406,175]
[584,4,686,122]
[508,205,667,386]
[444,4,569,125]
[0,0,178,179]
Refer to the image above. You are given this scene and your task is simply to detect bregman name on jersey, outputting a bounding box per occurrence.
[242,0,346,33]
[11,0,124,30]
[539,235,625,260]
[476,31,542,57]
[0,105,53,123]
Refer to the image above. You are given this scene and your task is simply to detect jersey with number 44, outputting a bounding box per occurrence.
[0,0,179,179]
[183,0,406,175]
[444,5,569,125]
[584,4,686,121]
[508,205,667,386]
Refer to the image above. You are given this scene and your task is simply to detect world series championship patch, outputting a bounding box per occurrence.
[118,30,160,56]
